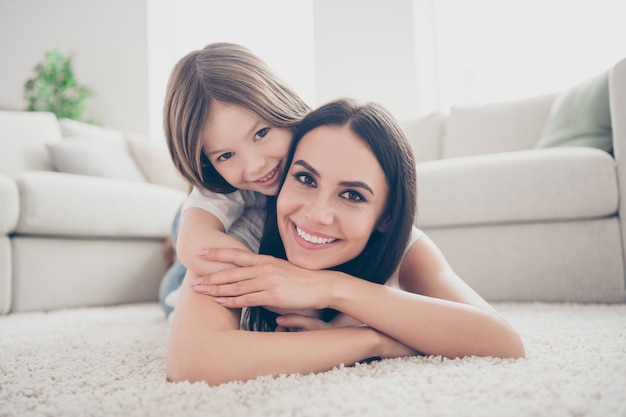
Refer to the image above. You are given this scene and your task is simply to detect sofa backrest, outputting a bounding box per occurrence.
[0,111,62,174]
[442,92,557,159]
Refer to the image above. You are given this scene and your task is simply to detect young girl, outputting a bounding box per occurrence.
[168,99,525,386]
[160,42,310,315]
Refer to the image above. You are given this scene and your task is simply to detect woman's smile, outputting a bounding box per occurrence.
[293,222,339,248]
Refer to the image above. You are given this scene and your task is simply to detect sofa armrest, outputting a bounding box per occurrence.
[0,174,19,235]
[610,57,626,280]
[12,171,186,238]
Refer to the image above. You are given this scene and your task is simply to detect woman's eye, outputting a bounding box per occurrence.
[217,152,234,162]
[254,128,269,141]
[340,190,365,202]
[293,172,316,187]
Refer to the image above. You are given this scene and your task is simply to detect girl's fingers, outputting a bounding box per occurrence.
[192,278,265,297]
[196,247,261,267]
[189,266,256,287]
[275,315,327,331]
[212,293,263,308]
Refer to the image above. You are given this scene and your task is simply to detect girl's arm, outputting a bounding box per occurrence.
[167,272,415,386]
[176,207,251,276]
[191,236,525,359]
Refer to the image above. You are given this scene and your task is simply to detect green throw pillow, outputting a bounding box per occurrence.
[535,69,612,154]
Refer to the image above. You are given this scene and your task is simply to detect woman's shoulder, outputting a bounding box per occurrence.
[408,225,425,249]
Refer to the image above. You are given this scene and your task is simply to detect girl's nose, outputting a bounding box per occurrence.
[242,152,266,180]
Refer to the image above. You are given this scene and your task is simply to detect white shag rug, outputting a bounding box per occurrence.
[1,302,625,417]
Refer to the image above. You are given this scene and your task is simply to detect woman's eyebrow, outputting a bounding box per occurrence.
[293,160,318,175]
[293,160,374,195]
[339,181,374,195]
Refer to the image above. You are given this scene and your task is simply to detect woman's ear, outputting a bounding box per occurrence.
[376,216,390,233]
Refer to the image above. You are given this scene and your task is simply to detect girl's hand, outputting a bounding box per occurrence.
[275,313,361,332]
[274,315,331,332]
[189,247,335,310]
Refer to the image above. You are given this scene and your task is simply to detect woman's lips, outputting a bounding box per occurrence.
[291,222,339,250]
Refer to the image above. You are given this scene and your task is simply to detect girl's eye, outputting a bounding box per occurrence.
[293,172,316,187]
[216,152,234,162]
[254,128,269,141]
[340,190,365,202]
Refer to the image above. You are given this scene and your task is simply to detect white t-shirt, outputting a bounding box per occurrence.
[182,186,266,252]
[384,226,425,289]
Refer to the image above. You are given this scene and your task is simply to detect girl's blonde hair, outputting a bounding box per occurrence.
[163,42,310,193]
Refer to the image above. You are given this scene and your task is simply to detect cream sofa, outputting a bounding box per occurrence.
[403,57,626,303]
[1,59,625,317]
[0,112,187,315]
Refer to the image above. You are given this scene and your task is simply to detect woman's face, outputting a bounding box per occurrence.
[201,101,293,196]
[276,125,389,270]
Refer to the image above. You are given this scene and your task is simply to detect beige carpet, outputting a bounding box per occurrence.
[1,302,625,417]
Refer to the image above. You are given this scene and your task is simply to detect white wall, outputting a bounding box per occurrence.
[0,0,315,140]
[313,0,420,121]
[0,0,149,134]
[147,0,316,143]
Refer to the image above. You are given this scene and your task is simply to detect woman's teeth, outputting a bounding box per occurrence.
[296,226,336,244]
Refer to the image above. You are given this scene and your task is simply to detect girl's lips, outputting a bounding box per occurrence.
[254,165,280,186]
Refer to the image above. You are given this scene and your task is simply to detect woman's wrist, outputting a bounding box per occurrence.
[325,270,357,311]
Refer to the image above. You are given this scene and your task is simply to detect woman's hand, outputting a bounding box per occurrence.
[376,331,420,359]
[188,247,335,311]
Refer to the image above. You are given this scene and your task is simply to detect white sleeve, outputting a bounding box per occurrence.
[181,186,245,231]
[384,225,425,289]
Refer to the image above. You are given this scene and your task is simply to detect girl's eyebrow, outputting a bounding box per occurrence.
[293,160,375,195]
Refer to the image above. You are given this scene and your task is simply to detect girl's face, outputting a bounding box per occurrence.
[276,125,389,270]
[202,101,293,196]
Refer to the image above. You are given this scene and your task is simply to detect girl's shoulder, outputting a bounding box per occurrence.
[239,190,267,209]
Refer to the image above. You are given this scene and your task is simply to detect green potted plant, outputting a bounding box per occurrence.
[23,49,93,122]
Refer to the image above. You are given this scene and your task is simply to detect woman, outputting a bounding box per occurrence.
[168,99,525,386]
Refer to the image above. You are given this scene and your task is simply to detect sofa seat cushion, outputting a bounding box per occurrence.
[0,175,19,234]
[417,147,617,228]
[13,171,186,238]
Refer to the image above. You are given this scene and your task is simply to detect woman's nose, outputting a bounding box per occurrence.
[303,194,334,225]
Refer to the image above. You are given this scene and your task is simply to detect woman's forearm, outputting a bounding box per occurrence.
[328,276,525,359]
[167,281,383,386]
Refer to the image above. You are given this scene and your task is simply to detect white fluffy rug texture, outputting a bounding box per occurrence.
[1,302,625,417]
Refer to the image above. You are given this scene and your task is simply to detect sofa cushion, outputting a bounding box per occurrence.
[0,111,62,174]
[125,134,189,191]
[13,171,186,238]
[401,111,444,163]
[47,136,146,182]
[416,147,617,228]
[58,118,125,142]
[535,70,612,154]
[443,93,556,159]
[0,175,19,235]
